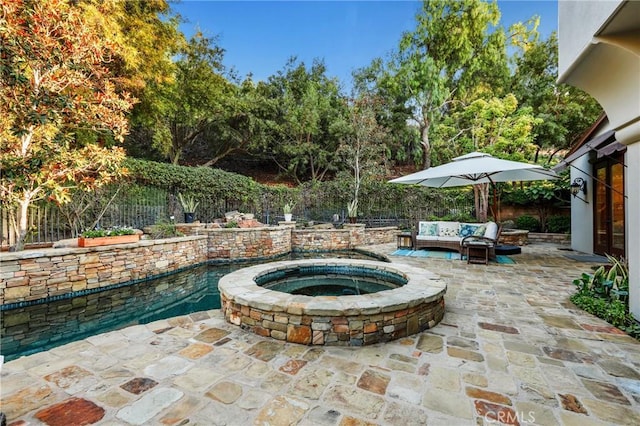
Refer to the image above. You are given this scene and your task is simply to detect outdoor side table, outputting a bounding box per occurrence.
[397,232,413,249]
[464,241,490,265]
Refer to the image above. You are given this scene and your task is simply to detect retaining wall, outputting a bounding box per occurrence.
[206,226,292,259]
[0,225,399,306]
[528,232,571,245]
[0,237,208,305]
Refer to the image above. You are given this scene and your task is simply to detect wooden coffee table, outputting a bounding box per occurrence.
[464,241,490,265]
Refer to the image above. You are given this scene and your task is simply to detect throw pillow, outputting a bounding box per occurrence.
[459,223,480,237]
[484,222,498,240]
[438,222,459,237]
[419,222,438,236]
[473,225,487,237]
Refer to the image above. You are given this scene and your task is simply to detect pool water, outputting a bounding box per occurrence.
[256,263,407,296]
[0,264,224,362]
[0,250,384,361]
[262,276,397,296]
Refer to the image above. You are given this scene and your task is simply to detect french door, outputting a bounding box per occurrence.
[593,153,625,257]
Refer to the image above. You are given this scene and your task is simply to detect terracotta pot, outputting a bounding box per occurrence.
[78,234,140,248]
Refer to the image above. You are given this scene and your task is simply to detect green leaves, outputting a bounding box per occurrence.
[124,158,261,205]
[1,0,133,250]
[81,227,135,237]
[261,58,346,183]
[571,255,634,338]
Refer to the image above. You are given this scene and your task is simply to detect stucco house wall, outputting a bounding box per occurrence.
[569,155,593,254]
[558,0,640,318]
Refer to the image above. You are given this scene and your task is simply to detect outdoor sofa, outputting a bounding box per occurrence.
[411,220,502,256]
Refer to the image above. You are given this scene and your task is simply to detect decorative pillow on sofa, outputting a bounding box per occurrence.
[459,223,480,237]
[484,222,498,240]
[473,225,487,236]
[419,222,438,236]
[438,222,459,237]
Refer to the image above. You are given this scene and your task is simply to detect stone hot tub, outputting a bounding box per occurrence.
[218,259,446,346]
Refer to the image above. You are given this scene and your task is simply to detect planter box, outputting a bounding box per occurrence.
[78,234,140,247]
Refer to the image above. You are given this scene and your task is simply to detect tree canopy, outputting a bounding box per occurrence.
[0,0,134,250]
[1,0,605,250]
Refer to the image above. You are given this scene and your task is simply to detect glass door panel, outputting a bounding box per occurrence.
[611,162,625,253]
[593,166,608,254]
[593,155,625,257]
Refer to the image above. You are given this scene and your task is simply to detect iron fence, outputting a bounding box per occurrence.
[1,184,474,248]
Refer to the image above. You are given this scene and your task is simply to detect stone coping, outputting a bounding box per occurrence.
[0,235,207,261]
[218,258,446,317]
[501,229,530,235]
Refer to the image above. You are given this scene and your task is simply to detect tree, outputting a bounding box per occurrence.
[184,77,275,167]
[77,0,183,95]
[149,32,233,164]
[434,94,541,221]
[0,0,133,250]
[77,0,184,160]
[358,0,510,169]
[333,96,389,218]
[509,32,602,162]
[262,58,346,183]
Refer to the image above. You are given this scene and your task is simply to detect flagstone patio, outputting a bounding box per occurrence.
[2,242,639,425]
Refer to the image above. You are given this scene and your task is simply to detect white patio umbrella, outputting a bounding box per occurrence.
[389,151,559,222]
[388,152,558,187]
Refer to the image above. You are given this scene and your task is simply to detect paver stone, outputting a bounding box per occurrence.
[35,397,105,426]
[254,395,309,426]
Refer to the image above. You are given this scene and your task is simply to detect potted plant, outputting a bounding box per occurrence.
[283,201,295,222]
[347,199,358,223]
[78,227,139,247]
[178,193,199,223]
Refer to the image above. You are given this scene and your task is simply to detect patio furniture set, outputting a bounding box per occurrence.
[398,220,508,265]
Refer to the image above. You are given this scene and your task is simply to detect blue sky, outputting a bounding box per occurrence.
[173,1,557,91]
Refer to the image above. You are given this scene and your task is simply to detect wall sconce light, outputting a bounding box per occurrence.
[570,177,587,201]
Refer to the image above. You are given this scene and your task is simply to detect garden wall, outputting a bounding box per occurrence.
[0,236,208,306]
[362,226,399,246]
[528,232,571,245]
[206,226,292,259]
[0,225,399,306]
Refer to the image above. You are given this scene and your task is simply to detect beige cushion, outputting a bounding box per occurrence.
[436,236,461,243]
[484,222,498,240]
[416,235,439,241]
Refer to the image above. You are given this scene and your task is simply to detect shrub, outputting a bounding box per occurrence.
[146,220,182,239]
[516,215,541,232]
[547,215,570,233]
[81,227,135,237]
[571,256,638,339]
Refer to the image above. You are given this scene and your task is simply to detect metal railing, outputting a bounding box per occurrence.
[1,185,474,248]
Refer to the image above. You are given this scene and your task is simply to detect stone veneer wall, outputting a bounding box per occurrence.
[1,225,399,306]
[362,226,399,245]
[223,297,445,346]
[528,232,571,245]
[291,225,362,251]
[0,236,208,305]
[499,230,530,246]
[290,224,397,250]
[205,226,292,259]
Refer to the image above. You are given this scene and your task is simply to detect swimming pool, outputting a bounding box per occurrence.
[0,250,385,361]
